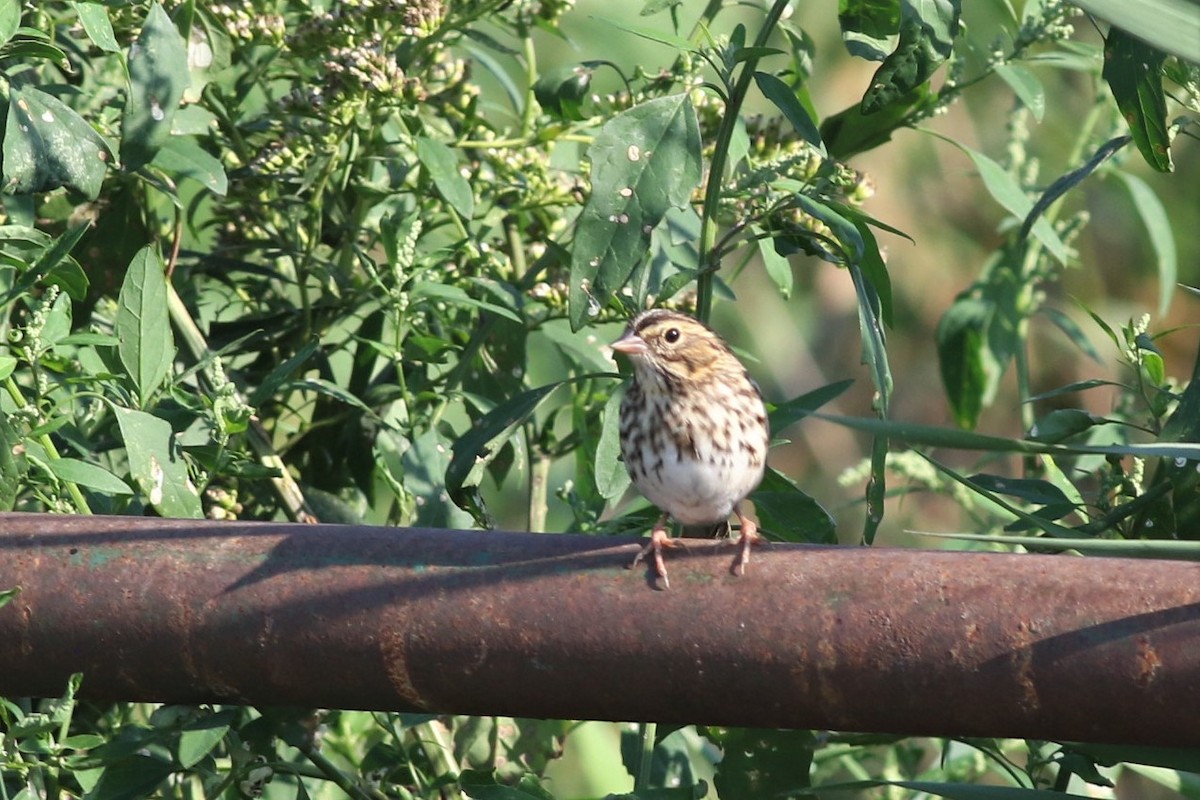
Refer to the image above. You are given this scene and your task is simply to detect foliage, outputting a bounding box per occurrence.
[0,0,1198,797]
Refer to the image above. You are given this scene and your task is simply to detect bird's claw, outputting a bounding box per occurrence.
[629,522,679,589]
[729,518,763,577]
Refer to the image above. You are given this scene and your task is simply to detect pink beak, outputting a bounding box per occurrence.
[611,331,648,355]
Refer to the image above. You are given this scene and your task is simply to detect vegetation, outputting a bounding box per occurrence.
[1,0,1198,797]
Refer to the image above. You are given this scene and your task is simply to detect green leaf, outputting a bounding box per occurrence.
[415,136,475,220]
[922,531,1200,560]
[821,84,935,159]
[0,0,19,47]
[752,467,836,544]
[459,769,556,800]
[753,71,823,149]
[248,340,317,407]
[447,382,566,515]
[768,379,855,433]
[0,410,22,510]
[851,261,892,412]
[0,221,90,306]
[936,296,994,430]
[116,246,175,407]
[847,211,894,327]
[178,709,234,769]
[966,473,1072,506]
[861,0,960,114]
[814,411,1200,462]
[894,780,1096,799]
[928,132,1069,264]
[89,754,173,800]
[113,407,202,518]
[533,63,592,121]
[382,429,476,530]
[1114,170,1177,314]
[569,94,703,330]
[593,15,698,53]
[710,728,816,799]
[1029,408,1097,443]
[48,458,133,495]
[1102,26,1171,172]
[838,0,901,61]
[1074,0,1200,63]
[410,281,521,322]
[150,136,228,195]
[0,587,18,609]
[4,86,112,198]
[72,2,120,52]
[994,63,1045,121]
[793,194,863,265]
[756,227,793,298]
[595,386,631,500]
[1019,135,1130,251]
[121,2,190,171]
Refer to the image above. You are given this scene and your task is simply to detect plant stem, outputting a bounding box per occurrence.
[695,0,792,322]
[4,377,91,514]
[635,721,657,791]
[528,445,551,533]
[298,740,378,800]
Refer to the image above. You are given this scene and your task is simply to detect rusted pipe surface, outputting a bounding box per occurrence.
[1,512,1198,745]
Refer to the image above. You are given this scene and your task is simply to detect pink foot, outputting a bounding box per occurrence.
[629,514,681,589]
[729,509,763,577]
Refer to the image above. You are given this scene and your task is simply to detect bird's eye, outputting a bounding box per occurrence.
[664,327,681,344]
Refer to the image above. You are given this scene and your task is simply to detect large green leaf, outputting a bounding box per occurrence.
[768,379,855,433]
[150,135,228,195]
[1019,135,1130,250]
[1074,0,1200,63]
[0,409,23,510]
[116,246,175,407]
[72,1,120,52]
[121,2,189,170]
[930,132,1069,264]
[595,386,631,501]
[113,406,202,518]
[861,0,960,114]
[0,0,18,47]
[569,94,702,330]
[754,71,823,149]
[48,458,133,495]
[447,382,567,522]
[752,467,836,544]
[1114,170,1177,314]
[838,0,902,61]
[415,136,475,220]
[4,86,112,198]
[1102,27,1171,172]
[177,709,235,769]
[0,222,90,306]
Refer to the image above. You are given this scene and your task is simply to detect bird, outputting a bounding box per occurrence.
[610,309,770,588]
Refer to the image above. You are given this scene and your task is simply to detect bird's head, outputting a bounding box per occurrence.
[610,309,735,384]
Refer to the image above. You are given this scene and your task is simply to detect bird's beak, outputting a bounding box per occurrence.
[611,331,647,355]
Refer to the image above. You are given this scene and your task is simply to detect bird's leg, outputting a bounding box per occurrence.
[729,504,764,577]
[629,513,680,589]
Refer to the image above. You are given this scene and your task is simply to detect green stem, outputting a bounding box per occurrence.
[528,446,551,533]
[408,721,466,800]
[696,0,791,322]
[520,26,538,137]
[635,721,657,791]
[298,740,379,800]
[4,377,91,514]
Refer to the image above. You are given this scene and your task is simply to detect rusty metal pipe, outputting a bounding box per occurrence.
[1,512,1199,745]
